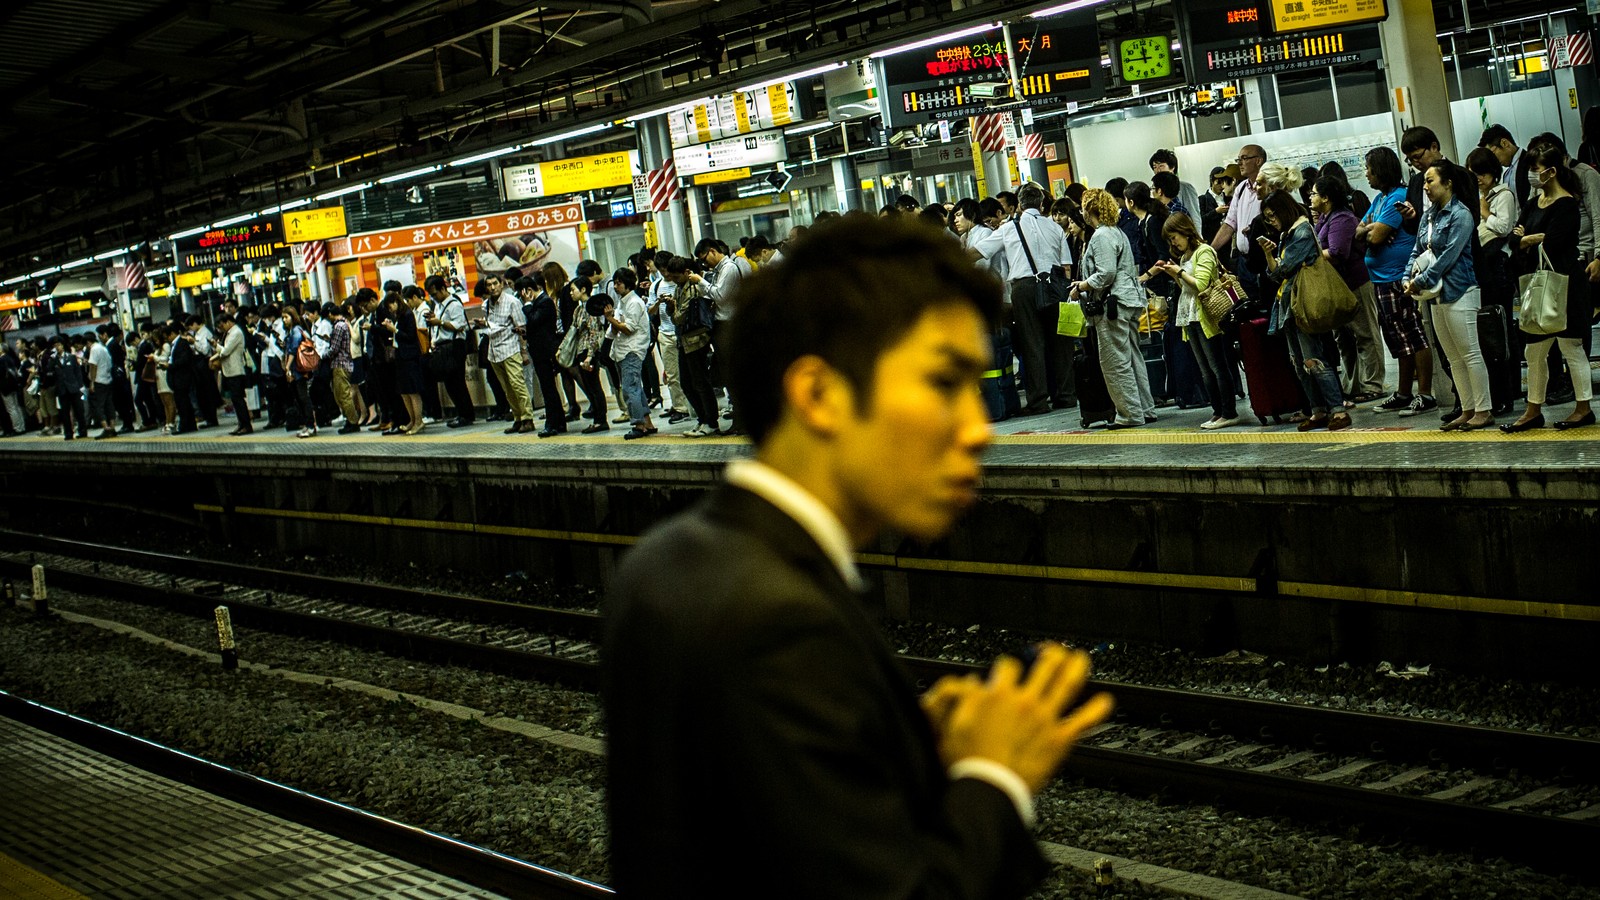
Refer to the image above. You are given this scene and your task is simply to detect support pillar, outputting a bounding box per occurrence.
[1379,0,1455,158]
[981,150,1012,196]
[831,155,862,213]
[639,115,693,255]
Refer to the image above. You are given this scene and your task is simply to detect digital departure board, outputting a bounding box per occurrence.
[1178,0,1382,80]
[876,11,1104,130]
[174,218,287,271]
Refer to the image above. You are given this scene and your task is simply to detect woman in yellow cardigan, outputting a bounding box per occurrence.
[1155,214,1241,429]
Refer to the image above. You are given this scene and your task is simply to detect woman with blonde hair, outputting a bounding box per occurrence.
[1072,188,1155,429]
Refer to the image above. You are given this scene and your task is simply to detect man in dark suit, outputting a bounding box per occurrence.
[1480,124,1534,205]
[604,218,1114,899]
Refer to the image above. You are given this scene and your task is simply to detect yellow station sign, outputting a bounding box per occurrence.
[282,205,349,243]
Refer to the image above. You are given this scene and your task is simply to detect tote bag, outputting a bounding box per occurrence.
[1291,253,1359,333]
[1517,245,1568,336]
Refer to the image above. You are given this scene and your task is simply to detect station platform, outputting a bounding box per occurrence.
[0,714,505,899]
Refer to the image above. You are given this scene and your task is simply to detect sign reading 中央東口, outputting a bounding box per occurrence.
[329,202,586,261]
[876,10,1104,130]
[282,206,348,243]
[1178,0,1382,80]
[668,84,801,148]
[501,151,641,201]
[1265,0,1386,35]
[673,129,787,177]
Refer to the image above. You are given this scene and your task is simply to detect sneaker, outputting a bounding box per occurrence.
[297,427,313,438]
[1397,394,1438,417]
[1372,393,1413,412]
[682,426,707,438]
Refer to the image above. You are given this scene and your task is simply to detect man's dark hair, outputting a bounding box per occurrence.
[894,194,921,212]
[1210,165,1227,180]
[995,190,1018,209]
[692,238,721,258]
[95,324,109,335]
[917,205,951,229]
[951,198,982,226]
[977,198,1005,221]
[321,302,339,317]
[1104,177,1129,199]
[513,275,539,293]
[1150,171,1180,201]
[725,217,1002,445]
[576,259,604,279]
[474,278,496,298]
[217,313,235,325]
[1016,183,1046,211]
[746,235,773,255]
[383,279,403,294]
[612,267,639,293]
[186,314,205,327]
[1149,148,1179,172]
[423,274,447,293]
[1465,147,1503,181]
[1364,146,1406,191]
[1063,182,1086,205]
[664,256,692,276]
[1478,124,1515,149]
[1400,126,1440,156]
[654,250,673,269]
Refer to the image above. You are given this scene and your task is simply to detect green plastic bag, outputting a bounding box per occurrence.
[1056,301,1087,337]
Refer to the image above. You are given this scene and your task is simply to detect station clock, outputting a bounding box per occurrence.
[1117,34,1175,83]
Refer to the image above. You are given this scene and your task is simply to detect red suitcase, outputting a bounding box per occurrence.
[1236,315,1308,425]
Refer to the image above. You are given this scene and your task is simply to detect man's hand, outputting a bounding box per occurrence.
[933,643,1114,794]
[1586,259,1600,283]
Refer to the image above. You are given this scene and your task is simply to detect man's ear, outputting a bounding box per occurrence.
[782,355,852,439]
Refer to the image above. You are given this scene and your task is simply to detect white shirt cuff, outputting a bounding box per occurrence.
[948,757,1036,828]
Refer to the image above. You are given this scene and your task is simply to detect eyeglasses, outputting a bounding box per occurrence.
[1236,154,1262,163]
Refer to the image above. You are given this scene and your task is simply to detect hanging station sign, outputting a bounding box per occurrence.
[673,128,787,177]
[500,150,641,201]
[282,206,349,243]
[667,84,800,148]
[1179,0,1383,80]
[1265,0,1386,35]
[876,12,1104,130]
[329,203,586,261]
[175,218,287,271]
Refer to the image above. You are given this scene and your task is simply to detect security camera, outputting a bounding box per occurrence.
[1220,123,1234,133]
[969,82,1012,100]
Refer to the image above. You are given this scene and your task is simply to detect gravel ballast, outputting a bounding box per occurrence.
[4,598,1598,899]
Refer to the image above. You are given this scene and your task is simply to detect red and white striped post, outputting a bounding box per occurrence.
[973,113,1015,197]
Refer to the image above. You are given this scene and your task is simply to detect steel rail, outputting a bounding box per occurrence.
[0,691,613,899]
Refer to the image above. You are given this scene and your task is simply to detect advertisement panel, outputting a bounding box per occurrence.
[330,202,586,269]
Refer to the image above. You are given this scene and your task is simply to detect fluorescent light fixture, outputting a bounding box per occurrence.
[378,165,442,184]
[267,199,311,214]
[213,212,258,227]
[624,99,703,123]
[0,275,25,286]
[735,62,847,94]
[314,181,373,201]
[869,23,999,59]
[94,247,131,261]
[529,122,613,147]
[62,257,96,270]
[1029,0,1114,17]
[449,145,523,166]
[168,225,209,240]
[29,266,60,277]
[784,120,837,136]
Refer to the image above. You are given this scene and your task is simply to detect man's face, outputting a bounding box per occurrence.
[486,276,505,295]
[427,284,448,302]
[1487,138,1515,168]
[951,211,973,235]
[1406,144,1442,172]
[999,198,1016,216]
[1150,161,1174,175]
[831,304,992,542]
[1236,147,1265,180]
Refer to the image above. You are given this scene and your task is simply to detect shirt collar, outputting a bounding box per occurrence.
[724,459,865,592]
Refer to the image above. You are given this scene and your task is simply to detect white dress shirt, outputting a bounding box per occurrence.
[964,224,1010,282]
[968,209,1072,282]
[722,458,1037,828]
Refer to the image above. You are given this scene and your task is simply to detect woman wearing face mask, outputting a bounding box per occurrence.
[1502,146,1593,432]
[1403,161,1492,431]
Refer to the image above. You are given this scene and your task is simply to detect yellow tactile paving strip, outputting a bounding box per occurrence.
[0,853,88,900]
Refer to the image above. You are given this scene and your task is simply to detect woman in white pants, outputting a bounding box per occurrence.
[1073,188,1155,429]
[1404,162,1493,430]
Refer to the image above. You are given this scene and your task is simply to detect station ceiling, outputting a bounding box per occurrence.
[0,0,1561,276]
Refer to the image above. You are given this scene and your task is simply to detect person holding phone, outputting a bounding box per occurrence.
[1359,146,1431,415]
[1261,189,1351,431]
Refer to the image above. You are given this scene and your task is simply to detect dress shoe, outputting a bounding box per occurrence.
[447,418,472,428]
[566,404,582,421]
[581,423,610,434]
[382,426,406,436]
[1553,411,1597,431]
[666,411,689,424]
[504,422,523,434]
[537,428,565,438]
[1499,415,1545,434]
[1297,416,1330,431]
[1328,412,1352,431]
[338,424,360,434]
[623,428,653,440]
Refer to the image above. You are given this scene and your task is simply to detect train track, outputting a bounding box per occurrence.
[2,531,1596,875]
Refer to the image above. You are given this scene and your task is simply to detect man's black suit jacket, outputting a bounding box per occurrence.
[603,484,1046,899]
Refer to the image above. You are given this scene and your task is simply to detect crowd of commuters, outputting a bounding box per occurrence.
[2,120,1595,442]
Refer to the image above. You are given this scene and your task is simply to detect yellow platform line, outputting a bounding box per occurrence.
[0,852,89,900]
[193,504,1598,621]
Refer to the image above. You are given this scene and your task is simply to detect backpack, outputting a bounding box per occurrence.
[292,329,321,374]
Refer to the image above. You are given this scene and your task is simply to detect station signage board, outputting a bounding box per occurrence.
[1180,0,1383,79]
[282,206,349,243]
[692,167,753,186]
[0,292,36,311]
[876,11,1104,130]
[330,202,585,261]
[501,151,640,201]
[673,129,787,177]
[1266,0,1386,35]
[174,270,216,289]
[175,217,286,271]
[668,84,800,148]
[825,62,880,123]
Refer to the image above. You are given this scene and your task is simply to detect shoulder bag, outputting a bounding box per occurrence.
[555,323,582,369]
[1197,247,1247,322]
[1518,244,1569,336]
[1291,252,1359,333]
[1013,217,1068,313]
[293,331,321,374]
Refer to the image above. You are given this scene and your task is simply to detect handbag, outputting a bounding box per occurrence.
[1517,245,1568,336]
[1408,213,1441,301]
[1013,217,1068,313]
[1291,252,1359,333]
[1197,248,1247,322]
[1056,301,1087,337]
[293,335,320,374]
[555,324,582,368]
